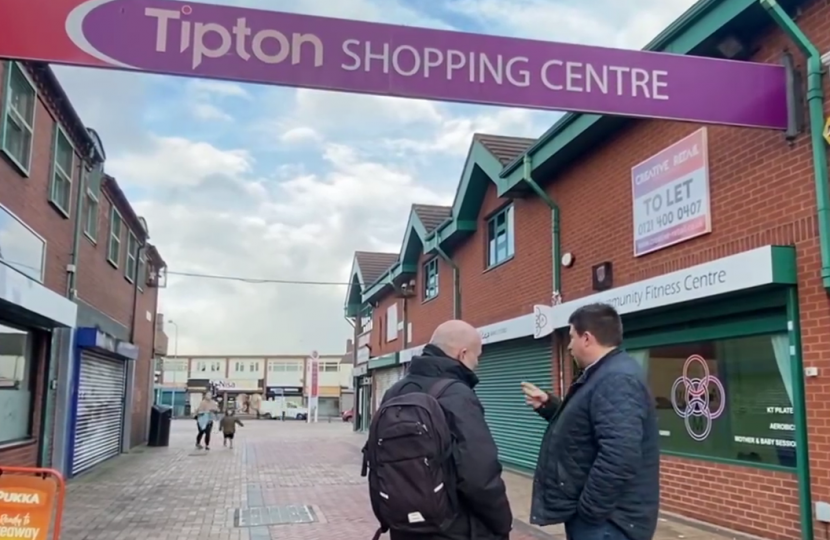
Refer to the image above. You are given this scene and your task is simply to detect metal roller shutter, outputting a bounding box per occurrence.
[476,337,552,471]
[373,366,404,411]
[72,351,127,475]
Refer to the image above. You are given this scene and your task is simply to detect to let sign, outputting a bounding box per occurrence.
[0,474,57,540]
[631,128,711,256]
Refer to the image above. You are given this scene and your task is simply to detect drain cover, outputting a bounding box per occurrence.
[234,505,317,527]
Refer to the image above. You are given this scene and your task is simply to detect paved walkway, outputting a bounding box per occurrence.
[58,420,745,540]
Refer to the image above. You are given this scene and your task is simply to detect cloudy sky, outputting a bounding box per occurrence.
[53,0,697,356]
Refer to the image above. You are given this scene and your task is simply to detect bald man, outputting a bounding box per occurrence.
[378,320,512,540]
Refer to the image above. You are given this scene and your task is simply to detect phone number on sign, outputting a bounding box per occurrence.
[636,200,702,237]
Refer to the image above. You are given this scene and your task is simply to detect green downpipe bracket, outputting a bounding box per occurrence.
[786,286,814,540]
[521,155,561,295]
[435,245,461,319]
[763,0,830,290]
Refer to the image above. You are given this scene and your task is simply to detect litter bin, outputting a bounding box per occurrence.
[148,404,173,447]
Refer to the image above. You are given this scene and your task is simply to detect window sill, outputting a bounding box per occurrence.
[483,255,514,274]
[106,257,119,269]
[48,199,70,219]
[84,231,97,245]
[0,437,36,453]
[125,275,135,285]
[422,295,439,305]
[1,147,31,178]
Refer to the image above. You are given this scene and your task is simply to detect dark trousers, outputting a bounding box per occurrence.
[565,516,629,540]
[196,422,213,446]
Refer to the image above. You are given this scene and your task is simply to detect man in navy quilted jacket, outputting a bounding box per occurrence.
[522,303,660,540]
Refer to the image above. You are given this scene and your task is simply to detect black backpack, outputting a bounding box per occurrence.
[361,379,459,540]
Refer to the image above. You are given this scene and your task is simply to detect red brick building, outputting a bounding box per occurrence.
[345,0,830,537]
[0,59,166,476]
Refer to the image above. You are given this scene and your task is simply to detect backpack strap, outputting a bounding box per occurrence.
[428,379,459,400]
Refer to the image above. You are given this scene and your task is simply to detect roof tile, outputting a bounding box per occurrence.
[474,133,536,165]
[412,204,451,232]
[355,251,398,285]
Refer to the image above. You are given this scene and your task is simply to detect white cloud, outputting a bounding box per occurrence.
[280,127,323,144]
[51,0,702,355]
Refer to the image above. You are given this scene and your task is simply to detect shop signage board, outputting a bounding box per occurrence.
[0,473,58,540]
[631,128,711,256]
[534,245,795,336]
[0,0,788,129]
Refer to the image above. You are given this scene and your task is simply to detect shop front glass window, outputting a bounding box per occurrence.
[0,324,34,444]
[632,333,794,468]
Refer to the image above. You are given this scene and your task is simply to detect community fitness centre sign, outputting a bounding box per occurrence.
[533,245,794,336]
[0,0,787,128]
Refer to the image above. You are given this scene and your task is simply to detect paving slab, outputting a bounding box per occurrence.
[57,419,754,540]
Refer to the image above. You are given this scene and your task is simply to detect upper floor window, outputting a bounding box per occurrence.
[107,207,123,267]
[249,362,259,373]
[423,258,439,300]
[83,170,99,241]
[125,233,138,282]
[49,126,73,216]
[137,255,147,292]
[487,204,515,268]
[269,362,301,372]
[1,62,36,174]
[320,362,339,372]
[0,204,45,282]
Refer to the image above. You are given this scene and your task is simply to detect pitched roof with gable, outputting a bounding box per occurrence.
[474,134,535,165]
[413,204,451,232]
[356,133,540,304]
[354,251,398,285]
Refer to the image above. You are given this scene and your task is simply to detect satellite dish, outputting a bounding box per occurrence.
[138,216,149,235]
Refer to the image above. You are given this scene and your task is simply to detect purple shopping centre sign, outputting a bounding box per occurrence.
[0,0,789,129]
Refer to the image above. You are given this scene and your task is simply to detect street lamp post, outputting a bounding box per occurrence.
[164,319,180,406]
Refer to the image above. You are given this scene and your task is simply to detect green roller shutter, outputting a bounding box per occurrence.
[475,337,552,471]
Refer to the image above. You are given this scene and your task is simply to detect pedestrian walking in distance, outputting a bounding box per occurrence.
[219,409,244,449]
[194,393,219,451]
[522,303,660,540]
[362,319,512,540]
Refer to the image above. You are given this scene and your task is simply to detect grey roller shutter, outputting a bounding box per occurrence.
[72,351,126,475]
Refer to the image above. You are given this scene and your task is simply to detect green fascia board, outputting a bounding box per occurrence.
[450,140,506,223]
[400,208,430,266]
[498,0,773,192]
[428,140,504,251]
[361,263,418,304]
[343,256,365,316]
[770,245,797,284]
[368,351,400,370]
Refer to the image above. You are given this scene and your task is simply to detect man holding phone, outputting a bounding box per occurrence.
[521,303,659,540]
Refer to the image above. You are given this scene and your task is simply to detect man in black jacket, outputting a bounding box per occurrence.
[523,303,659,540]
[381,320,513,540]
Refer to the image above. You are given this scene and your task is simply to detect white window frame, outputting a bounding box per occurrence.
[386,303,398,342]
[1,62,37,175]
[83,175,99,242]
[125,233,138,283]
[107,207,122,267]
[49,126,74,217]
